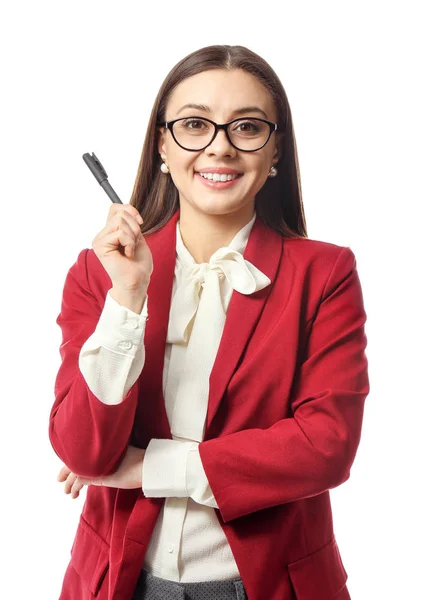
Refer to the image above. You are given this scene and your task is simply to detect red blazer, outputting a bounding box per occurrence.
[50,209,369,600]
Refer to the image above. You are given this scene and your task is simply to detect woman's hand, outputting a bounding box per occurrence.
[92,203,153,291]
[57,445,146,499]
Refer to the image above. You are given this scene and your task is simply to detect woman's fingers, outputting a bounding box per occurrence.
[62,472,84,498]
[94,206,143,261]
[57,465,71,482]
[70,477,88,499]
[57,465,95,499]
[63,472,78,495]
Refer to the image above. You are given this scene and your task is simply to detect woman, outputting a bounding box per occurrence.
[50,44,369,600]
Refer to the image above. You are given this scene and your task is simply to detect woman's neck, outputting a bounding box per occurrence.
[178,205,255,264]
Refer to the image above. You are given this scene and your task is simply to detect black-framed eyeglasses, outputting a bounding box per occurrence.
[156,116,279,152]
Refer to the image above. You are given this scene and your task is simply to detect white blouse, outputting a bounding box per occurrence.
[78,211,271,582]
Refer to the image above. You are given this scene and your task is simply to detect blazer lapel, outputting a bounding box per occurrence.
[134,211,179,443]
[134,210,283,443]
[205,217,283,435]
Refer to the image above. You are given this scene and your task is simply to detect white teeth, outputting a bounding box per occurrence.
[198,172,240,181]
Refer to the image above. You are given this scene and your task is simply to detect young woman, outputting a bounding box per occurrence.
[50,44,369,600]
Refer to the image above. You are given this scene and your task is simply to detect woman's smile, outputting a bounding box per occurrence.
[194,170,244,189]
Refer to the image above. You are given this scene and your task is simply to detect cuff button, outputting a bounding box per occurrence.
[118,340,133,350]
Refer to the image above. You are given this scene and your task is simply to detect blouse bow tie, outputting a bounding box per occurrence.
[168,246,271,344]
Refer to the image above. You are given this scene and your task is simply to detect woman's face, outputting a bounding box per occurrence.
[157,68,280,220]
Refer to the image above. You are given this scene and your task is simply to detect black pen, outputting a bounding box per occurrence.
[82,152,123,204]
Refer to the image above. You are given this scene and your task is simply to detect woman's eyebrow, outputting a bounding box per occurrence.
[175,103,268,119]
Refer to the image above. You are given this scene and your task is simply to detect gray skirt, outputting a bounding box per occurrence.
[132,568,248,600]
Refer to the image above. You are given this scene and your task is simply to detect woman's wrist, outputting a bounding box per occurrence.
[110,284,149,314]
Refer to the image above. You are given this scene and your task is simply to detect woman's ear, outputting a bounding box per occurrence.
[157,127,166,155]
[273,131,286,162]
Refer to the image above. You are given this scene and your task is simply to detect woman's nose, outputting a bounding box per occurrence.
[206,128,236,154]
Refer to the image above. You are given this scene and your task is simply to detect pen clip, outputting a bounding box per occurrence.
[91,152,108,179]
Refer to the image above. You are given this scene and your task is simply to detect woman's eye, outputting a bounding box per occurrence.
[235,121,258,132]
[183,119,205,129]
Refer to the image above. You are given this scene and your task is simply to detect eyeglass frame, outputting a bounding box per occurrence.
[156,116,279,153]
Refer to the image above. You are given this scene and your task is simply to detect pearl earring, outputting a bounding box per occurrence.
[160,162,169,174]
[268,165,278,178]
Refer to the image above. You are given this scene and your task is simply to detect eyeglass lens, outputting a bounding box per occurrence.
[172,118,270,151]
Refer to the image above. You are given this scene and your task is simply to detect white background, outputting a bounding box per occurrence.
[1,1,424,598]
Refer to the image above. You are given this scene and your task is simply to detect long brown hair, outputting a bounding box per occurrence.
[129,44,308,239]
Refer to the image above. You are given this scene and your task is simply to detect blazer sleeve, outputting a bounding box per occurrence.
[49,249,142,478]
[198,246,370,523]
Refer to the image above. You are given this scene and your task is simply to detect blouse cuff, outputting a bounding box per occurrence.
[82,288,148,358]
[142,438,194,498]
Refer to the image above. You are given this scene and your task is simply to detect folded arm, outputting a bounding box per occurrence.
[197,247,370,522]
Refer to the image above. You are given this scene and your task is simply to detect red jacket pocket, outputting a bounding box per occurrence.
[287,536,348,599]
[70,515,109,597]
